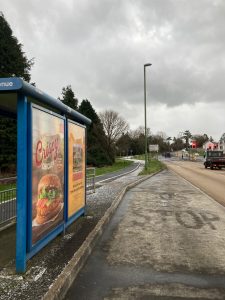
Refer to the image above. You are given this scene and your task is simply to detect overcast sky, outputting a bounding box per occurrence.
[1,0,225,140]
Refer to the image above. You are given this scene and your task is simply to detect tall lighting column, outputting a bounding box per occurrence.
[144,63,152,170]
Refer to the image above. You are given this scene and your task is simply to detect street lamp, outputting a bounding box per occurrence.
[144,63,152,170]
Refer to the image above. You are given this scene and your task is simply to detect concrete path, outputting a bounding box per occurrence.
[66,169,225,299]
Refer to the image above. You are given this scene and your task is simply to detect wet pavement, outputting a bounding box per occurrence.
[65,170,225,299]
[0,225,15,270]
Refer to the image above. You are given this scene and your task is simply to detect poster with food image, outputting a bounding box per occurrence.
[68,122,85,218]
[32,107,64,245]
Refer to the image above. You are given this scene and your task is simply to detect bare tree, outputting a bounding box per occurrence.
[130,126,151,139]
[99,110,129,158]
[156,131,167,141]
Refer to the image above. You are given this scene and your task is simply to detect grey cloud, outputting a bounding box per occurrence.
[1,0,225,137]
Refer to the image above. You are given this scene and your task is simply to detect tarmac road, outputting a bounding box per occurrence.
[164,159,225,207]
[95,161,141,185]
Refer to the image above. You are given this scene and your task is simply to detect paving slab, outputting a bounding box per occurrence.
[65,169,225,299]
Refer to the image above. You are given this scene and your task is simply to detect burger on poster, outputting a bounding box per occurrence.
[35,174,63,224]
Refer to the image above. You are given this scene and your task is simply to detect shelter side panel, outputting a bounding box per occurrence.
[68,122,86,218]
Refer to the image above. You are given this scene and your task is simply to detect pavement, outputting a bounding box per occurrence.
[0,161,148,300]
[65,169,225,299]
[2,161,225,299]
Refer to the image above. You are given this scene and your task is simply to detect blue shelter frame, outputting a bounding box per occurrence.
[0,78,91,273]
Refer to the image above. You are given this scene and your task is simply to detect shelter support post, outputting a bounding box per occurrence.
[16,94,28,273]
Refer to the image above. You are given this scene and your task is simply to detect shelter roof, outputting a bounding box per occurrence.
[0,77,91,125]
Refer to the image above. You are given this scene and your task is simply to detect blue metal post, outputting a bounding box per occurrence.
[64,118,67,232]
[16,94,28,273]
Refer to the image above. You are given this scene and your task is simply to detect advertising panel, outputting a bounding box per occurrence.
[68,122,86,218]
[32,107,64,245]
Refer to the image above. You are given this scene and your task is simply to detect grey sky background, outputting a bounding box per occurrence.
[1,0,225,140]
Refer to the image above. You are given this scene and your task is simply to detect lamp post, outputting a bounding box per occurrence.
[144,63,152,170]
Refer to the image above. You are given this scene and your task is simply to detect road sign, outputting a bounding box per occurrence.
[149,144,159,152]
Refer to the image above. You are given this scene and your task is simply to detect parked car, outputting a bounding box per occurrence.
[164,152,171,158]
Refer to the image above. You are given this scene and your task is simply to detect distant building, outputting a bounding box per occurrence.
[219,133,225,153]
[220,143,225,153]
[191,140,197,149]
[203,141,219,151]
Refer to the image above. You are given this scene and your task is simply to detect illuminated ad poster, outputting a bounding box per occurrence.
[32,107,64,245]
[68,122,86,218]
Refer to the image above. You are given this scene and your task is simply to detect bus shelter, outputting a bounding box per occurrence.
[0,77,91,273]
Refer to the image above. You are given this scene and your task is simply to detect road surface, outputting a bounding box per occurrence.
[164,159,225,206]
[95,161,141,184]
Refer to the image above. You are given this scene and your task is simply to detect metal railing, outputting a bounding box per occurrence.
[0,188,16,226]
[0,176,16,184]
[0,169,96,227]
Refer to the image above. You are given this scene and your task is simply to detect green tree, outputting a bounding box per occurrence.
[129,135,144,155]
[166,137,172,151]
[171,137,184,151]
[130,126,147,155]
[191,134,209,148]
[78,99,112,166]
[209,136,214,142]
[0,117,17,173]
[116,132,131,156]
[59,85,78,110]
[0,12,33,81]
[0,12,33,173]
[182,130,192,149]
[149,133,169,153]
[220,133,225,143]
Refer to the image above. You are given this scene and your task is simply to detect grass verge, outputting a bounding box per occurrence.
[139,159,166,175]
[132,154,145,160]
[0,183,16,192]
[0,184,16,202]
[95,159,133,176]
